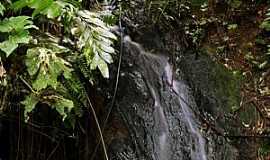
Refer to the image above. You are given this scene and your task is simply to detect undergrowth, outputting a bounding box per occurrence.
[0,0,117,127]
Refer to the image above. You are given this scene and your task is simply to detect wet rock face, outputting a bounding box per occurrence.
[178,53,242,135]
[108,37,239,160]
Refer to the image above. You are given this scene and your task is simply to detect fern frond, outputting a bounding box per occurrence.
[60,73,87,107]
[76,55,95,82]
[71,10,116,79]
[260,8,270,31]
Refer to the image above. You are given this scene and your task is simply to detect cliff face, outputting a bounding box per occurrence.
[107,33,240,160]
[105,1,264,158]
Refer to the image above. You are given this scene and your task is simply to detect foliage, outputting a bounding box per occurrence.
[260,8,270,31]
[0,0,117,124]
[72,10,117,78]
[25,44,72,90]
[12,0,63,18]
[258,141,270,158]
[0,16,37,56]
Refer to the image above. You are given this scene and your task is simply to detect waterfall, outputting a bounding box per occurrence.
[164,64,207,160]
[122,36,207,160]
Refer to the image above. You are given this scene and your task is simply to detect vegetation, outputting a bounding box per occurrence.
[0,0,270,160]
[0,0,116,126]
[0,1,117,159]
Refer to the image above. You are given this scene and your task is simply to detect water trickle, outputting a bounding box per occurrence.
[119,37,208,160]
[164,63,207,160]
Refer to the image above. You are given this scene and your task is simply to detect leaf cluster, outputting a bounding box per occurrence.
[0,0,117,125]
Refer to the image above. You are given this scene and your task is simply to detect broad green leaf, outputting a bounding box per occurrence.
[26,45,72,91]
[0,41,18,57]
[99,42,115,53]
[53,97,74,121]
[9,30,32,44]
[26,48,41,75]
[0,16,33,32]
[0,30,32,56]
[260,21,270,31]
[30,0,53,16]
[32,69,50,90]
[11,0,32,10]
[229,0,242,8]
[41,1,62,18]
[89,49,100,70]
[21,94,39,121]
[12,0,63,18]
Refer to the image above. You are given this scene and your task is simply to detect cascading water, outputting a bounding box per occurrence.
[113,36,208,160]
[164,64,207,160]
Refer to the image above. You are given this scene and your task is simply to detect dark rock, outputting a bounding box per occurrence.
[108,36,239,160]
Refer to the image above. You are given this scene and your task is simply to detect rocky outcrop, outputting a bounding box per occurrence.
[107,36,239,160]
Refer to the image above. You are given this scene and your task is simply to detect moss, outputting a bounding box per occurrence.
[210,60,242,112]
[179,51,243,135]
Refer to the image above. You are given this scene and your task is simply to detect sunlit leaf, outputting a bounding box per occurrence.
[0,16,33,32]
[21,94,39,121]
[26,44,72,91]
[53,97,74,121]
[0,30,32,56]
[74,10,116,78]
[97,59,109,78]
[0,41,18,57]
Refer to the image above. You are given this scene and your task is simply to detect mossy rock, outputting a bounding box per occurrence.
[179,52,242,134]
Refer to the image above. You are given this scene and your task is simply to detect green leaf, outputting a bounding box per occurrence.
[99,51,113,63]
[21,94,39,121]
[0,2,5,16]
[41,1,62,18]
[227,24,238,30]
[0,16,33,32]
[53,97,74,121]
[260,21,270,31]
[0,41,18,57]
[32,69,51,91]
[30,0,54,17]
[97,59,109,78]
[11,0,32,10]
[26,48,40,75]
[12,0,63,18]
[99,42,115,54]
[74,10,116,79]
[10,30,32,44]
[94,27,117,40]
[0,30,32,56]
[26,45,72,91]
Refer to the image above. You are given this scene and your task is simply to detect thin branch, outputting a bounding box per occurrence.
[16,108,21,160]
[19,76,37,95]
[46,139,61,160]
[86,95,108,160]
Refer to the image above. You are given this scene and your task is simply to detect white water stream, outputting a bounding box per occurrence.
[164,63,207,160]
